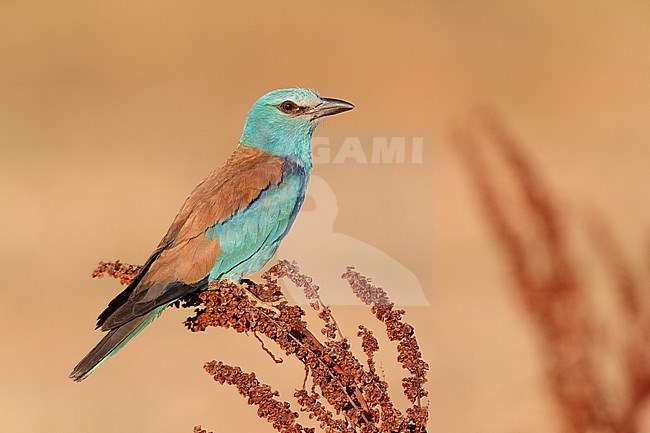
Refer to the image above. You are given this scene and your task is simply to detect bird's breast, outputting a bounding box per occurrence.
[205,162,309,281]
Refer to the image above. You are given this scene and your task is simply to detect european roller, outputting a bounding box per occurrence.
[70,88,353,381]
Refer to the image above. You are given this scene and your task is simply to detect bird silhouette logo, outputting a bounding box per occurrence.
[278,175,430,306]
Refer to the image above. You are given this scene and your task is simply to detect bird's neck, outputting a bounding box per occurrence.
[240,128,314,171]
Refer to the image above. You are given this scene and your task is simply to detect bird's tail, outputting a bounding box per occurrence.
[69,307,164,382]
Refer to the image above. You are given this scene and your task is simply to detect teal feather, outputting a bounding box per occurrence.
[70,306,166,382]
[206,162,307,281]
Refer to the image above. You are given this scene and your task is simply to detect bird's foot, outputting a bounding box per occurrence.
[242,289,283,317]
[238,279,285,317]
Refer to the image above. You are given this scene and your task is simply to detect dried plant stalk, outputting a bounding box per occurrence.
[93,260,429,433]
[92,260,141,285]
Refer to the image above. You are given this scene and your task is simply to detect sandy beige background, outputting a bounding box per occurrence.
[2,1,650,432]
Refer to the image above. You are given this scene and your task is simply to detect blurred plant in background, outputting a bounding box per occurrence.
[454,112,650,433]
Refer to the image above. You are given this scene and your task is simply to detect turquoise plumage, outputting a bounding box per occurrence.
[70,88,353,381]
[206,163,307,281]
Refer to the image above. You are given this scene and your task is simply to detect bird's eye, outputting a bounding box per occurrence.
[278,100,299,114]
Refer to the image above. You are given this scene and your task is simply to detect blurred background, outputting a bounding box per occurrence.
[1,1,650,432]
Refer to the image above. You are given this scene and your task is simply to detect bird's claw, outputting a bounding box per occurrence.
[242,289,284,317]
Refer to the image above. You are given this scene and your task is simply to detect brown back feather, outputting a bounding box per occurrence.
[97,145,285,330]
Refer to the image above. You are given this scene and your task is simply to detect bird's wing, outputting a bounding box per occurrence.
[97,145,292,330]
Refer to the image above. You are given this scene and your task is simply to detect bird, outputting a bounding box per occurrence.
[70,88,354,381]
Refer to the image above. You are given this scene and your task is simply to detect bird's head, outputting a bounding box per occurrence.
[240,88,354,168]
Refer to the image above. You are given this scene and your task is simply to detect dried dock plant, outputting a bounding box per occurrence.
[93,260,429,433]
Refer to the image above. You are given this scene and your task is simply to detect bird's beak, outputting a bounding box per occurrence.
[307,97,354,120]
